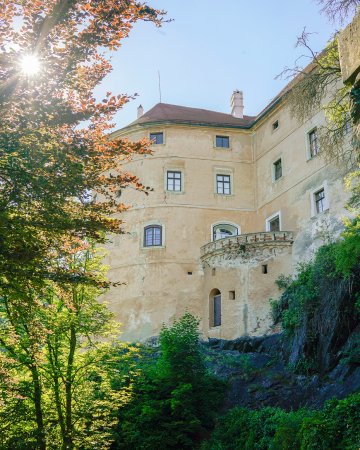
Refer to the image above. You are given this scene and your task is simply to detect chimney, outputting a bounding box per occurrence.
[137,104,144,119]
[230,90,244,118]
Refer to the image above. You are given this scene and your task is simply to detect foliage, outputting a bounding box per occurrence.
[0,245,142,449]
[279,30,357,165]
[333,217,360,276]
[201,406,311,450]
[271,228,360,374]
[114,313,225,449]
[0,1,165,294]
[203,392,360,449]
[0,3,166,448]
[300,392,360,449]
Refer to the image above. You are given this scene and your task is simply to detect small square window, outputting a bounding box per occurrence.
[314,188,325,214]
[167,171,181,191]
[308,128,319,158]
[262,264,268,274]
[229,291,235,300]
[150,132,164,145]
[216,136,230,148]
[216,174,231,195]
[273,159,282,181]
[272,120,279,131]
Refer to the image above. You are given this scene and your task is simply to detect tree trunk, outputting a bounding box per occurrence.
[47,337,66,442]
[30,365,46,450]
[63,325,76,450]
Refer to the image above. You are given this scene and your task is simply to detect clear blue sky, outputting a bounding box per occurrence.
[99,0,348,129]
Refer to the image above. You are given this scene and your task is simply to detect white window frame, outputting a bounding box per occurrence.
[164,169,184,193]
[211,221,240,241]
[265,211,282,232]
[141,221,166,249]
[310,181,329,217]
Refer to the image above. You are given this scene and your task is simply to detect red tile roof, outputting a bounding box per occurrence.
[128,102,256,128]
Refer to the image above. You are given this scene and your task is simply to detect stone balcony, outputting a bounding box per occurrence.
[200,231,294,266]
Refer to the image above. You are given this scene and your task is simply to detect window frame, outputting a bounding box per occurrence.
[272,120,279,132]
[143,224,163,248]
[215,135,230,149]
[265,211,282,232]
[272,158,282,181]
[216,173,231,195]
[307,127,320,159]
[166,170,182,192]
[149,131,164,145]
[212,222,239,241]
[310,181,329,217]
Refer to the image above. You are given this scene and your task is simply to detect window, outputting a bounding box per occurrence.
[144,225,162,247]
[269,216,280,231]
[262,264,268,274]
[213,223,238,241]
[273,159,282,181]
[209,289,221,327]
[216,174,231,195]
[216,135,230,148]
[308,128,319,157]
[272,120,279,131]
[150,132,164,145]
[314,188,325,213]
[229,291,235,300]
[167,171,181,191]
[266,212,281,232]
[310,182,329,216]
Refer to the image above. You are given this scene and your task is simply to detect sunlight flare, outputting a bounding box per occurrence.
[19,54,41,76]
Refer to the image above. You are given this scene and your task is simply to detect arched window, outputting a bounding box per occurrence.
[144,225,162,247]
[213,223,238,241]
[209,289,221,327]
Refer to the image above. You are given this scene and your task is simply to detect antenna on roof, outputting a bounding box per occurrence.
[158,70,162,103]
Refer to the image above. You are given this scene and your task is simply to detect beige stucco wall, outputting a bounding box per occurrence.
[103,96,351,342]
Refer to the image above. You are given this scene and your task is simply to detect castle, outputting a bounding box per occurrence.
[104,81,351,342]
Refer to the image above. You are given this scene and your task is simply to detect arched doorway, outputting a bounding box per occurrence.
[209,289,221,327]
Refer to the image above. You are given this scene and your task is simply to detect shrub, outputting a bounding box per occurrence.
[300,392,360,450]
[202,392,360,450]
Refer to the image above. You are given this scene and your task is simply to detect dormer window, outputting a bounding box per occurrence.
[215,135,230,148]
[150,132,164,145]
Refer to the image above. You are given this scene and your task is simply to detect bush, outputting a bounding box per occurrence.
[202,407,310,450]
[202,392,360,450]
[300,392,360,449]
[271,234,360,374]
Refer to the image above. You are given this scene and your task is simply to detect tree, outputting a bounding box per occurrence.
[0,2,167,448]
[0,1,165,295]
[278,30,357,165]
[0,244,142,449]
[115,313,224,449]
[317,0,359,23]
